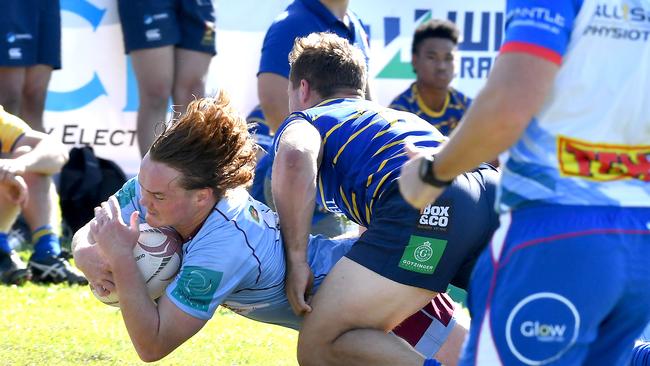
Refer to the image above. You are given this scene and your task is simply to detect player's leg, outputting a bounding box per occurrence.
[117,0,179,157]
[393,293,468,366]
[0,68,26,116]
[20,65,52,132]
[130,46,175,156]
[460,205,650,365]
[171,48,211,108]
[298,257,434,366]
[170,0,215,108]
[21,167,86,284]
[20,0,60,133]
[0,174,30,284]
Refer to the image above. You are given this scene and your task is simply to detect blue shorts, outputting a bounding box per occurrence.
[117,0,216,54]
[460,205,650,366]
[345,165,499,292]
[0,0,61,68]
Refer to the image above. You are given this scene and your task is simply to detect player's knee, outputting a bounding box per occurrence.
[139,81,172,107]
[0,93,21,113]
[22,83,48,106]
[172,81,204,106]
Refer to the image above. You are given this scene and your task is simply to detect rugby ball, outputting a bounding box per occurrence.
[92,223,183,306]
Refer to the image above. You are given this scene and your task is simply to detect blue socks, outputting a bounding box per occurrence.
[31,225,61,260]
[0,232,11,254]
[423,359,441,366]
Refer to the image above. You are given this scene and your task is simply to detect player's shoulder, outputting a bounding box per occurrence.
[449,87,472,108]
[265,2,320,40]
[389,86,415,111]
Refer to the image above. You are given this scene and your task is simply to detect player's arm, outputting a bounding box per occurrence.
[6,129,68,176]
[258,73,290,132]
[72,221,115,295]
[272,120,322,315]
[92,196,207,361]
[400,53,558,208]
[435,52,558,178]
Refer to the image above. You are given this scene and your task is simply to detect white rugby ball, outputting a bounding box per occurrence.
[93,223,183,306]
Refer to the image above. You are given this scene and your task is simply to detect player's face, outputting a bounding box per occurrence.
[412,37,456,90]
[137,155,198,229]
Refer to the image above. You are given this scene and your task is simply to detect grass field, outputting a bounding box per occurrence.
[0,283,299,366]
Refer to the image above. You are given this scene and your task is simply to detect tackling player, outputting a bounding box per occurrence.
[272,32,499,366]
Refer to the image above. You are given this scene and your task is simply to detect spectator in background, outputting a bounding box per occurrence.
[390,19,470,137]
[0,106,86,285]
[0,0,61,132]
[246,105,346,237]
[258,0,370,132]
[117,0,216,157]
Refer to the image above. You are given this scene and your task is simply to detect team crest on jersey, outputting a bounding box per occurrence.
[558,136,650,182]
[417,204,451,232]
[248,205,260,224]
[170,266,222,312]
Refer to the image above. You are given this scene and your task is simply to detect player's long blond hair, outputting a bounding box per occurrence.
[149,92,256,201]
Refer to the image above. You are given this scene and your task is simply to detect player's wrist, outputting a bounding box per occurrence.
[418,155,454,188]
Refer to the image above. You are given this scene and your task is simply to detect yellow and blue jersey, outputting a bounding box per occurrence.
[389,83,471,136]
[0,106,29,155]
[274,98,445,227]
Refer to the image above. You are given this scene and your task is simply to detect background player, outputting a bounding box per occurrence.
[0,0,61,132]
[117,0,216,156]
[0,106,86,285]
[389,19,471,136]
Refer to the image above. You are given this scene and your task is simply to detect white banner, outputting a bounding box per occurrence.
[45,0,504,175]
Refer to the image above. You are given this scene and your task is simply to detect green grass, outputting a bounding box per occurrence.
[0,283,298,366]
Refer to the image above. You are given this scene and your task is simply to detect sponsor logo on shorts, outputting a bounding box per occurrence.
[6,32,32,44]
[8,48,22,60]
[506,292,580,365]
[171,266,223,312]
[398,235,447,274]
[201,22,216,46]
[558,136,650,181]
[143,13,169,25]
[417,204,450,231]
[145,29,162,42]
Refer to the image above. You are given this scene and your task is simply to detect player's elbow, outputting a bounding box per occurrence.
[134,343,172,363]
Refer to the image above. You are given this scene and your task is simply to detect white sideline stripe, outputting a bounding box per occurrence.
[476,310,502,365]
[490,213,511,262]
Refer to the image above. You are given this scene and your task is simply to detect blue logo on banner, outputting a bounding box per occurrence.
[46,0,108,111]
[377,9,504,80]
[60,0,106,30]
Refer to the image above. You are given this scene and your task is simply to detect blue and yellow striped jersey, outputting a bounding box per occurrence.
[389,83,471,136]
[0,106,29,155]
[274,98,445,227]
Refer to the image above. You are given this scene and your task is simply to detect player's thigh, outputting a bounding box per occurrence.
[300,257,435,345]
[172,48,211,102]
[130,47,174,98]
[0,68,26,107]
[23,64,52,99]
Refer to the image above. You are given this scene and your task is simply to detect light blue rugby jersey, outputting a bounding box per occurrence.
[273,98,445,227]
[114,177,353,329]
